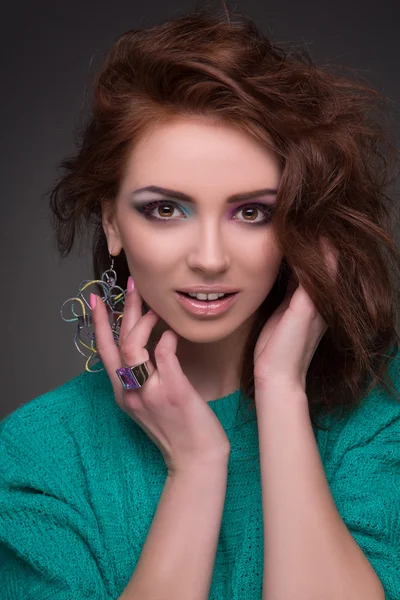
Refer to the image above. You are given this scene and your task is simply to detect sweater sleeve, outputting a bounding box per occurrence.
[0,421,116,600]
[324,392,400,600]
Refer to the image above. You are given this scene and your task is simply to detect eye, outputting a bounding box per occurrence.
[138,200,187,220]
[136,200,274,225]
[232,203,274,224]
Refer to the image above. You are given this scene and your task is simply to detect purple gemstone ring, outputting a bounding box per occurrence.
[116,361,151,390]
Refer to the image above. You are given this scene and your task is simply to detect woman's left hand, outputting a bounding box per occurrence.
[253,237,339,393]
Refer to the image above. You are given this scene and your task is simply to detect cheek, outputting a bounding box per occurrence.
[244,236,283,275]
[122,234,178,278]
[261,234,283,267]
[249,248,283,297]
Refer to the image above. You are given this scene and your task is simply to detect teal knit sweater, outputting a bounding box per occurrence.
[1,356,400,599]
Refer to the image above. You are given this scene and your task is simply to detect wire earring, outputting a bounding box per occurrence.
[60,252,126,373]
[103,252,117,287]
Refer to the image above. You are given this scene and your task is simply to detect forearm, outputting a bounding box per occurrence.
[119,464,228,600]
[255,385,385,600]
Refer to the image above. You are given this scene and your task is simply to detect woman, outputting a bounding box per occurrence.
[1,4,400,599]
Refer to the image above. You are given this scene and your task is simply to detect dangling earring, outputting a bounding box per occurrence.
[103,252,117,286]
[60,251,127,373]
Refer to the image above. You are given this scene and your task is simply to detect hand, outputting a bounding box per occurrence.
[253,237,339,393]
[90,279,230,476]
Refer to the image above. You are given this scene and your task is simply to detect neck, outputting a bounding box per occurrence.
[148,316,254,402]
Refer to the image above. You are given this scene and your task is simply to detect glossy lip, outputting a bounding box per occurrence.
[175,291,239,317]
[177,285,240,294]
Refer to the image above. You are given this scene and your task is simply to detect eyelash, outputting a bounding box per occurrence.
[136,200,274,226]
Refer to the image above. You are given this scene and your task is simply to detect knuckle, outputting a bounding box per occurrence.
[139,376,160,402]
[123,392,142,412]
[119,344,149,369]
[153,342,168,358]
[119,345,131,364]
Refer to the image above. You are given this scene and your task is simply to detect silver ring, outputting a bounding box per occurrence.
[116,361,151,390]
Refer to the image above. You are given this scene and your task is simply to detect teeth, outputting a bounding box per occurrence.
[188,292,227,301]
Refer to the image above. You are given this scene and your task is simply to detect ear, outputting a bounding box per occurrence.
[102,200,122,255]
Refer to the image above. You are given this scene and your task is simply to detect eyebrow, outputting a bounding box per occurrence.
[131,185,278,204]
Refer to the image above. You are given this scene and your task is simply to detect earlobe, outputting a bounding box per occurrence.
[101,201,122,255]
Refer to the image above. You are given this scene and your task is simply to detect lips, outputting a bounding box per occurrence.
[179,291,237,298]
[175,290,239,316]
[176,286,240,294]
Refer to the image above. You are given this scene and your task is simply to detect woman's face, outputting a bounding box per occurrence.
[103,117,283,344]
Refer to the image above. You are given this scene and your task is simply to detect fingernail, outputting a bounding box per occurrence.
[127,276,135,293]
[90,293,97,309]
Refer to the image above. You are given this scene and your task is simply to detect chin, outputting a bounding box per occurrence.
[175,322,245,344]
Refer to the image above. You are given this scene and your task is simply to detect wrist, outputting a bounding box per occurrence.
[168,458,229,481]
[255,380,307,401]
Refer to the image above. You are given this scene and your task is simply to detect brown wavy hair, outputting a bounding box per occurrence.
[48,2,400,431]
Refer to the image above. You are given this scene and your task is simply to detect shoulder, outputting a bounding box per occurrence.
[323,348,400,476]
[321,349,400,600]
[0,367,129,476]
[0,368,127,599]
[1,367,114,435]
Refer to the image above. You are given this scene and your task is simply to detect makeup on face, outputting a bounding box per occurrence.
[175,290,239,317]
[126,184,279,319]
[129,185,277,226]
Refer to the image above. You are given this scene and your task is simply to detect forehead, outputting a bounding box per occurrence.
[122,118,281,194]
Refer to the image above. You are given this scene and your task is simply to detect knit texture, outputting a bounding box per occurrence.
[1,354,400,599]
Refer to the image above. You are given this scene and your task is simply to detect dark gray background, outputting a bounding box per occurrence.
[1,0,399,420]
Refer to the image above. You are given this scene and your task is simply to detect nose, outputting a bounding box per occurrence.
[186,222,230,275]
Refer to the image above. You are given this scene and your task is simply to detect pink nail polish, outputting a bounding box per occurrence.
[90,293,97,309]
[127,276,135,293]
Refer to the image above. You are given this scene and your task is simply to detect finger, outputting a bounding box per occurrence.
[119,309,161,384]
[119,283,142,347]
[90,294,123,391]
[153,330,190,398]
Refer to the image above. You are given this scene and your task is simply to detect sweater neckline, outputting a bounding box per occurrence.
[206,388,252,428]
[93,365,249,428]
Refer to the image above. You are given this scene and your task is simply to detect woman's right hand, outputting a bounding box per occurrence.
[90,278,231,476]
